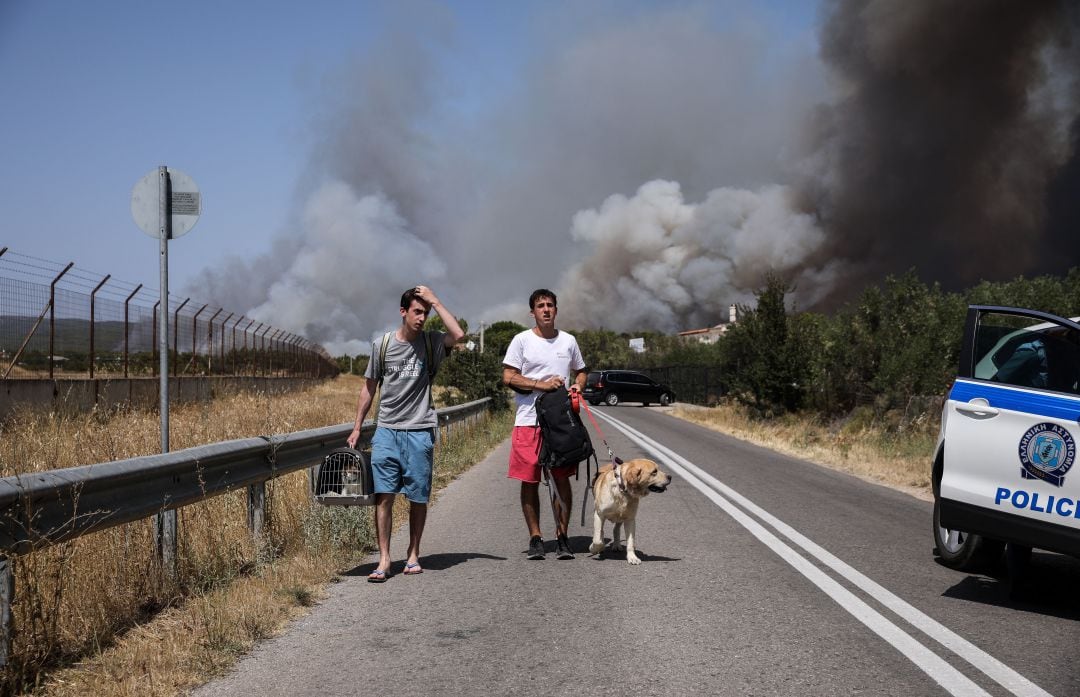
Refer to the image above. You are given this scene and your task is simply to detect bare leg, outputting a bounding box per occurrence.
[521,482,542,537]
[553,476,572,537]
[406,501,428,566]
[374,493,394,573]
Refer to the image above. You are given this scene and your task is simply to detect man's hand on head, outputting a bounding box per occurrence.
[414,285,439,307]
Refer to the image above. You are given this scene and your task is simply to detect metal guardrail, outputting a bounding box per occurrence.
[0,397,492,663]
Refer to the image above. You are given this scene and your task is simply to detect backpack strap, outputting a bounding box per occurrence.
[374,332,393,423]
[377,332,393,385]
[423,330,435,410]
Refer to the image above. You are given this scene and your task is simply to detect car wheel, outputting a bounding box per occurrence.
[659,393,671,406]
[605,392,619,406]
[932,496,1005,571]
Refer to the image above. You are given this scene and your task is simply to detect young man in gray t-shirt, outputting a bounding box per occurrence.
[347,285,465,582]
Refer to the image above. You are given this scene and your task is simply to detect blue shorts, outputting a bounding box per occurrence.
[371,427,435,503]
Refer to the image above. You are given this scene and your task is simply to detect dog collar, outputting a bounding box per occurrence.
[613,460,627,493]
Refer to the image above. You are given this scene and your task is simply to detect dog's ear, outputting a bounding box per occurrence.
[622,459,645,488]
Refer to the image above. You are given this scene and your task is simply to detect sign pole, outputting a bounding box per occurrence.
[156,166,177,578]
[158,166,169,453]
[131,164,200,581]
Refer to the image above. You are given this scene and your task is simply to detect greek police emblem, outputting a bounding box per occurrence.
[1018,422,1075,487]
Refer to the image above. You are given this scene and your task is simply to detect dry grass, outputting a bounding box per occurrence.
[0,376,512,696]
[669,401,938,500]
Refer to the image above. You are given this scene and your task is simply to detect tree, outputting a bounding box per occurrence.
[424,314,468,334]
[435,349,509,410]
[480,320,527,359]
[721,273,806,416]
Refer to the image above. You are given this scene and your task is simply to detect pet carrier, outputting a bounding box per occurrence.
[310,447,376,506]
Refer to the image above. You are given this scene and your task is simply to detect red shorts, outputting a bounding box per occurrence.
[508,426,577,483]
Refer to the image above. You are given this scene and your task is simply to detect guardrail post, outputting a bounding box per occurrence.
[0,555,12,667]
[155,511,177,580]
[248,482,266,553]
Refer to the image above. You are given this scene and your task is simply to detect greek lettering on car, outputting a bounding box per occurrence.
[1017,422,1074,486]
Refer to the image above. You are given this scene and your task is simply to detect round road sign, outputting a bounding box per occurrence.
[131,167,201,239]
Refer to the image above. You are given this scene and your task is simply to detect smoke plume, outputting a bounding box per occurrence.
[189,1,1080,353]
[801,0,1080,295]
[557,180,837,332]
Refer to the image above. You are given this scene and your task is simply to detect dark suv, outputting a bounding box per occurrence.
[584,370,675,407]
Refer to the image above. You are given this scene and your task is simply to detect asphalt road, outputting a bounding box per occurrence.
[194,408,1080,697]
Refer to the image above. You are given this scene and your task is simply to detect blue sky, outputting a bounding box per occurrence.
[0,0,825,349]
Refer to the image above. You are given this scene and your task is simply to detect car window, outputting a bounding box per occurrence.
[586,372,601,386]
[974,311,1080,394]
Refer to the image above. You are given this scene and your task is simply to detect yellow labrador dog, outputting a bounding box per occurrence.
[588,458,671,565]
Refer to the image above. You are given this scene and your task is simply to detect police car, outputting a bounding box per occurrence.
[933,305,1080,571]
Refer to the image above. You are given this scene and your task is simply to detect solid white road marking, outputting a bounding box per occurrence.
[594,411,1053,697]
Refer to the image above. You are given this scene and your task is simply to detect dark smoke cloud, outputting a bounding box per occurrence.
[801,0,1080,299]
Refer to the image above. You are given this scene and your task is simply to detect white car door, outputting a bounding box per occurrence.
[942,307,1080,536]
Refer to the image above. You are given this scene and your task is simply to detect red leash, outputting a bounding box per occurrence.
[573,391,621,466]
[574,392,623,526]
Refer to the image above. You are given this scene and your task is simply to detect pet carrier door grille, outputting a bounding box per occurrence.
[310,447,376,506]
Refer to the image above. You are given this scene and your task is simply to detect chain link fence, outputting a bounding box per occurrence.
[0,248,337,379]
[641,365,727,406]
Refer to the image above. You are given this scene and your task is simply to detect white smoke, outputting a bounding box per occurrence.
[246,180,446,356]
[189,4,829,349]
[558,180,838,332]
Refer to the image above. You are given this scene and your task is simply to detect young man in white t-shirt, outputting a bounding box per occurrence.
[502,289,588,560]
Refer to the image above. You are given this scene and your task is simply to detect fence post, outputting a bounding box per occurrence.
[172,298,190,378]
[244,320,257,376]
[207,309,222,374]
[251,323,263,378]
[190,304,208,375]
[123,284,143,378]
[232,316,244,375]
[152,301,160,377]
[220,313,234,375]
[260,326,272,378]
[47,263,74,379]
[0,555,12,668]
[88,274,110,380]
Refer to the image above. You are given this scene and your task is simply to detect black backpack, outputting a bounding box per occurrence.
[535,386,595,470]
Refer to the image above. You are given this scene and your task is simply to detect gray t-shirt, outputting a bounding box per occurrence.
[365,330,448,429]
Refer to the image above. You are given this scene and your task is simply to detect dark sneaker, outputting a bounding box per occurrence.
[527,535,546,560]
[556,535,575,560]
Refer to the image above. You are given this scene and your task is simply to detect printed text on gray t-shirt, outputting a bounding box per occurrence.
[364,331,448,429]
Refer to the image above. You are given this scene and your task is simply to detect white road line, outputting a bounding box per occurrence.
[594,411,1053,697]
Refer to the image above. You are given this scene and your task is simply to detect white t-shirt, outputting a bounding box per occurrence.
[502,329,587,426]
